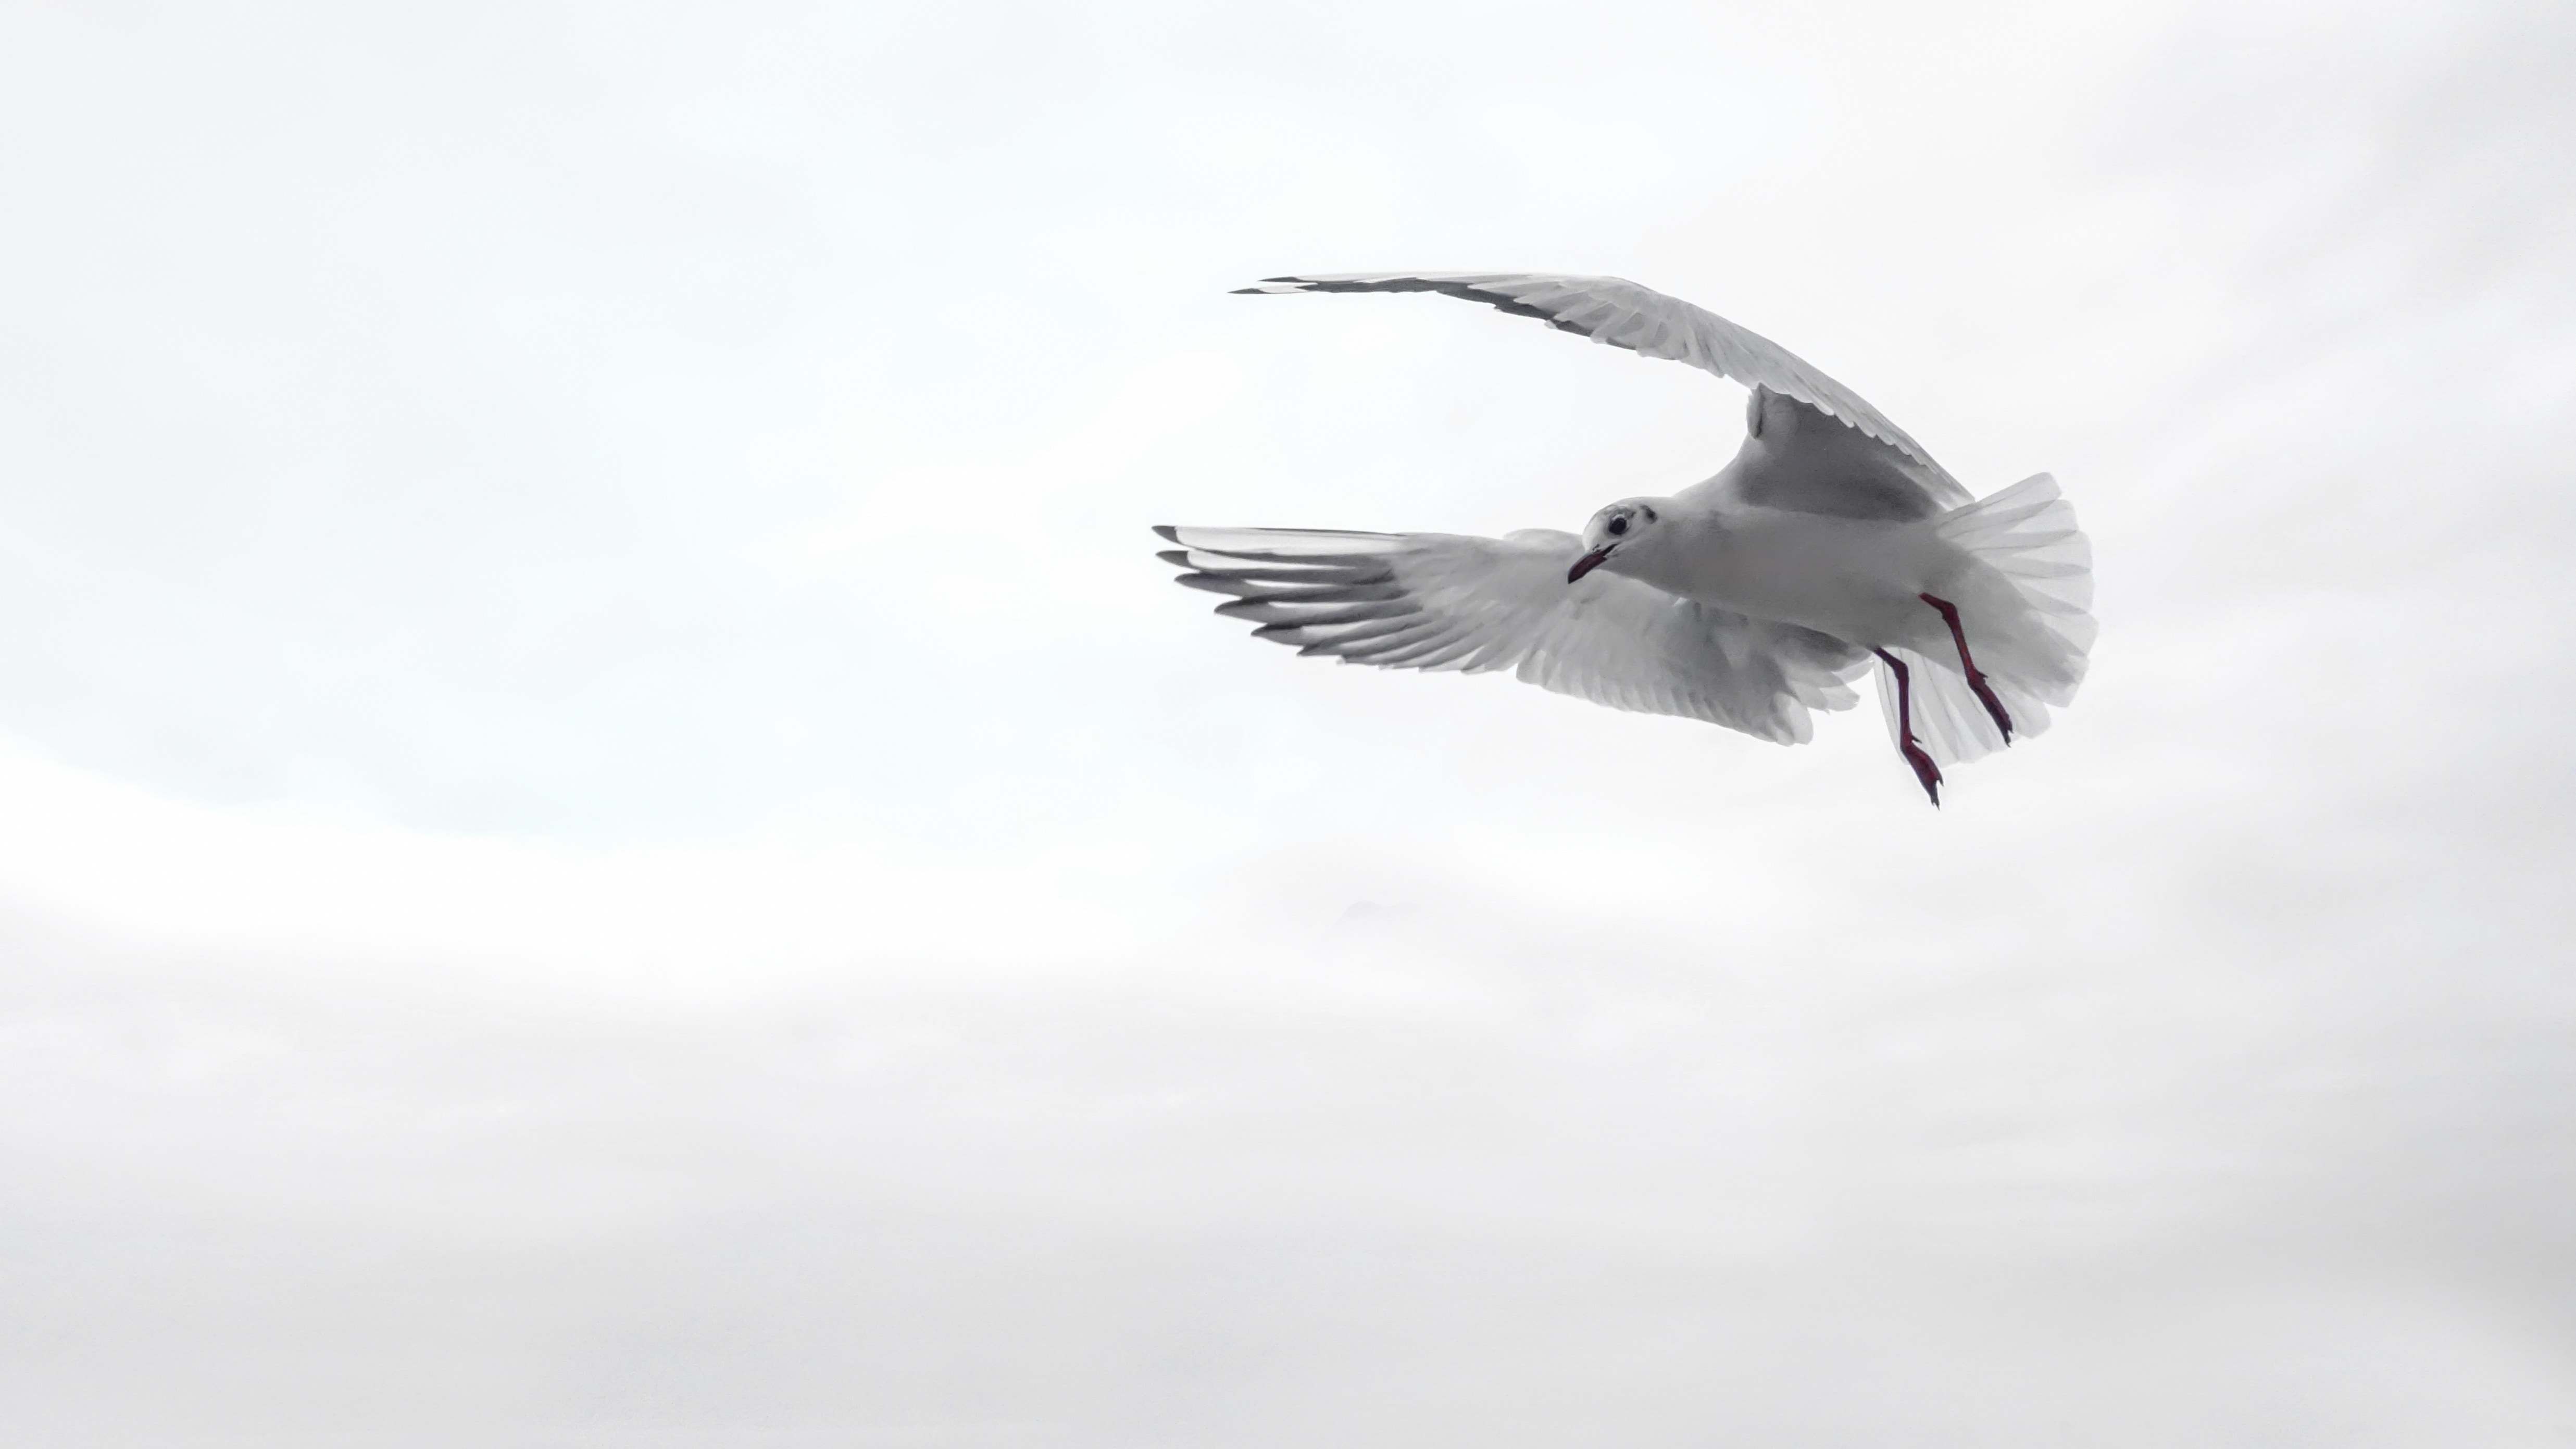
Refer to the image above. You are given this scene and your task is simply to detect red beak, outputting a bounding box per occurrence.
[1567,547,1612,583]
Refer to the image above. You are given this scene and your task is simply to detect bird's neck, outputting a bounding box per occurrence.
[1608,506,1706,595]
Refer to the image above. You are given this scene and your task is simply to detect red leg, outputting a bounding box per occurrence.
[1918,593,2014,744]
[1872,647,1942,807]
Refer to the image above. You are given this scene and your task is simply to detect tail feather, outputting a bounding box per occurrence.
[1878,473,2095,768]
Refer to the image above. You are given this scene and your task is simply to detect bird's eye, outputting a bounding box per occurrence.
[1606,516,1629,536]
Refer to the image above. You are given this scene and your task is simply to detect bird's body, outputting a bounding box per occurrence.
[1159,272,2095,804]
[1625,502,1954,648]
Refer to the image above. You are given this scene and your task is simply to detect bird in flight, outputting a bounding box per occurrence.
[1156,273,2094,805]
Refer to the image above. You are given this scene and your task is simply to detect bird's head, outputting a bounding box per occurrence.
[1568,498,1668,583]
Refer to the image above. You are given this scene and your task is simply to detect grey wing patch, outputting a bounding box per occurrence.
[1736,464,1944,522]
[1731,388,1957,521]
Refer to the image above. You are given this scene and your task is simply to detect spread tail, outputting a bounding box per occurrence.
[1876,472,2096,767]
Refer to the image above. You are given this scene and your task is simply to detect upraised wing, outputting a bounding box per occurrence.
[1156,524,1868,744]
[1235,272,1960,496]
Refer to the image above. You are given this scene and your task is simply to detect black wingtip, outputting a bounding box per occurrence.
[1228,288,1265,294]
[1151,524,1180,543]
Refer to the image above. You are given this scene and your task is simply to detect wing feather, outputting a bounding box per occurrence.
[1235,271,1971,507]
[1155,524,1867,744]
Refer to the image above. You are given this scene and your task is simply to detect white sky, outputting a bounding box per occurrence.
[2,0,2572,1444]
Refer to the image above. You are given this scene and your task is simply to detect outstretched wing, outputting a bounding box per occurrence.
[1156,524,1868,745]
[1236,272,1957,491]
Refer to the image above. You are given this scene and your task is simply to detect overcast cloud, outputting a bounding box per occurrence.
[1,0,2571,1445]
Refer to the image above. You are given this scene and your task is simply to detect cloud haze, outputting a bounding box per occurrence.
[0,0,2570,1444]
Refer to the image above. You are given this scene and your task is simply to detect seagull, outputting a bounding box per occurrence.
[1156,273,2095,805]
